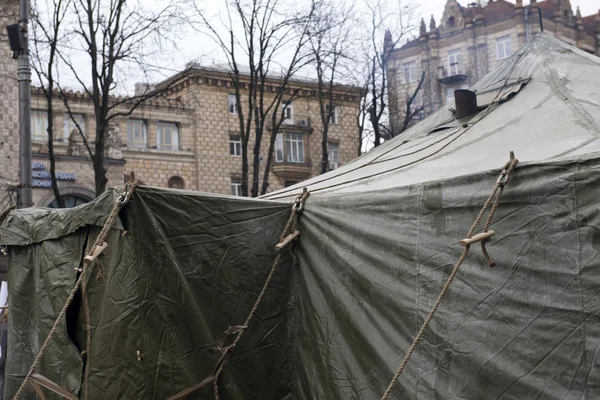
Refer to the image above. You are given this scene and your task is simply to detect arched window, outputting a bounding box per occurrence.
[48,194,91,208]
[168,176,185,189]
[448,16,455,27]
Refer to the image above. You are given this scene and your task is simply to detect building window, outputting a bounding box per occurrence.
[231,179,243,196]
[403,62,417,84]
[496,35,512,60]
[275,132,304,163]
[282,100,294,124]
[275,133,284,162]
[63,113,85,140]
[328,143,339,170]
[157,122,179,151]
[326,104,339,124]
[127,119,147,149]
[448,49,461,75]
[229,135,242,156]
[228,94,238,114]
[31,110,49,142]
[168,176,185,189]
[448,16,455,27]
[284,180,298,188]
[286,132,304,163]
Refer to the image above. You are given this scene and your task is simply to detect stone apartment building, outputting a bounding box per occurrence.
[156,64,360,195]
[387,0,600,131]
[0,0,360,209]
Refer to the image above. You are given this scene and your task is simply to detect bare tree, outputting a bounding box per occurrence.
[194,0,317,197]
[392,70,425,137]
[56,0,185,196]
[308,1,355,173]
[31,0,72,208]
[357,0,416,149]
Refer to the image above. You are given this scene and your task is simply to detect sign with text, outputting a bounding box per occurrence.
[31,162,77,188]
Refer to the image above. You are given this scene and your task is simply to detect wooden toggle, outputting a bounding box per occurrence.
[275,231,300,251]
[460,230,495,247]
[83,242,108,265]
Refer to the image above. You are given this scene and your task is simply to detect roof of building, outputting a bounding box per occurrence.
[395,0,599,54]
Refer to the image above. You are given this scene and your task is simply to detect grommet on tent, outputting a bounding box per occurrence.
[83,242,108,265]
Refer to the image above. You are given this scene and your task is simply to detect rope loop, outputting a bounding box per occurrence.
[380,153,518,400]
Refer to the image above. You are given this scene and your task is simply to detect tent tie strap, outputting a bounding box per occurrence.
[380,153,518,400]
[166,189,310,400]
[12,180,139,400]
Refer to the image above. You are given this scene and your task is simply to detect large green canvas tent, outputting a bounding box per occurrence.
[2,33,600,399]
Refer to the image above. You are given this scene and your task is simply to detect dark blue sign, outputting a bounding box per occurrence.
[30,162,77,188]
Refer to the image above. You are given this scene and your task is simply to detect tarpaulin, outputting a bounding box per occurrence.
[2,188,293,399]
[2,33,600,399]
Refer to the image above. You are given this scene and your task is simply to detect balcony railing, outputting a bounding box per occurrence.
[271,159,312,180]
[279,114,312,129]
[437,64,468,84]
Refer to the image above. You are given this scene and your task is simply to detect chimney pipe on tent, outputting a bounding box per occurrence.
[454,89,479,119]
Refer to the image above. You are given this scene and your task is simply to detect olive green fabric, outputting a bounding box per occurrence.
[3,33,600,400]
[2,187,293,399]
[290,158,600,399]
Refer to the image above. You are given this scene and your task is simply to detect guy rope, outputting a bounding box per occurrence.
[166,188,310,400]
[12,180,139,400]
[380,152,519,400]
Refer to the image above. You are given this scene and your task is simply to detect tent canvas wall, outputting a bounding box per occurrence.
[2,33,600,399]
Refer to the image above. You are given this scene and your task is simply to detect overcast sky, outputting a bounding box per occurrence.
[42,0,599,93]
[172,0,598,72]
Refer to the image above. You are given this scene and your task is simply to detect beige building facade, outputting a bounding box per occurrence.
[0,0,360,209]
[387,0,600,131]
[158,66,361,195]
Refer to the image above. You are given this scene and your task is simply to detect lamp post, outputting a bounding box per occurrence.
[17,0,33,208]
[7,0,33,208]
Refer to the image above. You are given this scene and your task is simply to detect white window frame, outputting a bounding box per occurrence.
[496,35,512,60]
[326,104,339,125]
[448,49,462,75]
[275,133,284,162]
[403,61,417,84]
[31,110,49,142]
[228,94,238,114]
[127,119,147,149]
[229,135,242,156]
[63,113,86,140]
[328,142,339,170]
[285,132,304,163]
[282,101,294,125]
[231,180,243,196]
[157,122,179,151]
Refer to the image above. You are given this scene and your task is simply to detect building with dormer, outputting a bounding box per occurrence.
[386,0,600,133]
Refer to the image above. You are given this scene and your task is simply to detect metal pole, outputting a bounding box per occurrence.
[18,0,32,208]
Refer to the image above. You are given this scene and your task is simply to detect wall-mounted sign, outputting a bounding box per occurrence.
[31,162,77,188]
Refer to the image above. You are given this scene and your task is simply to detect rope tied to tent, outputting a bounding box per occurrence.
[212,188,309,399]
[165,189,310,400]
[380,153,519,400]
[12,180,139,400]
